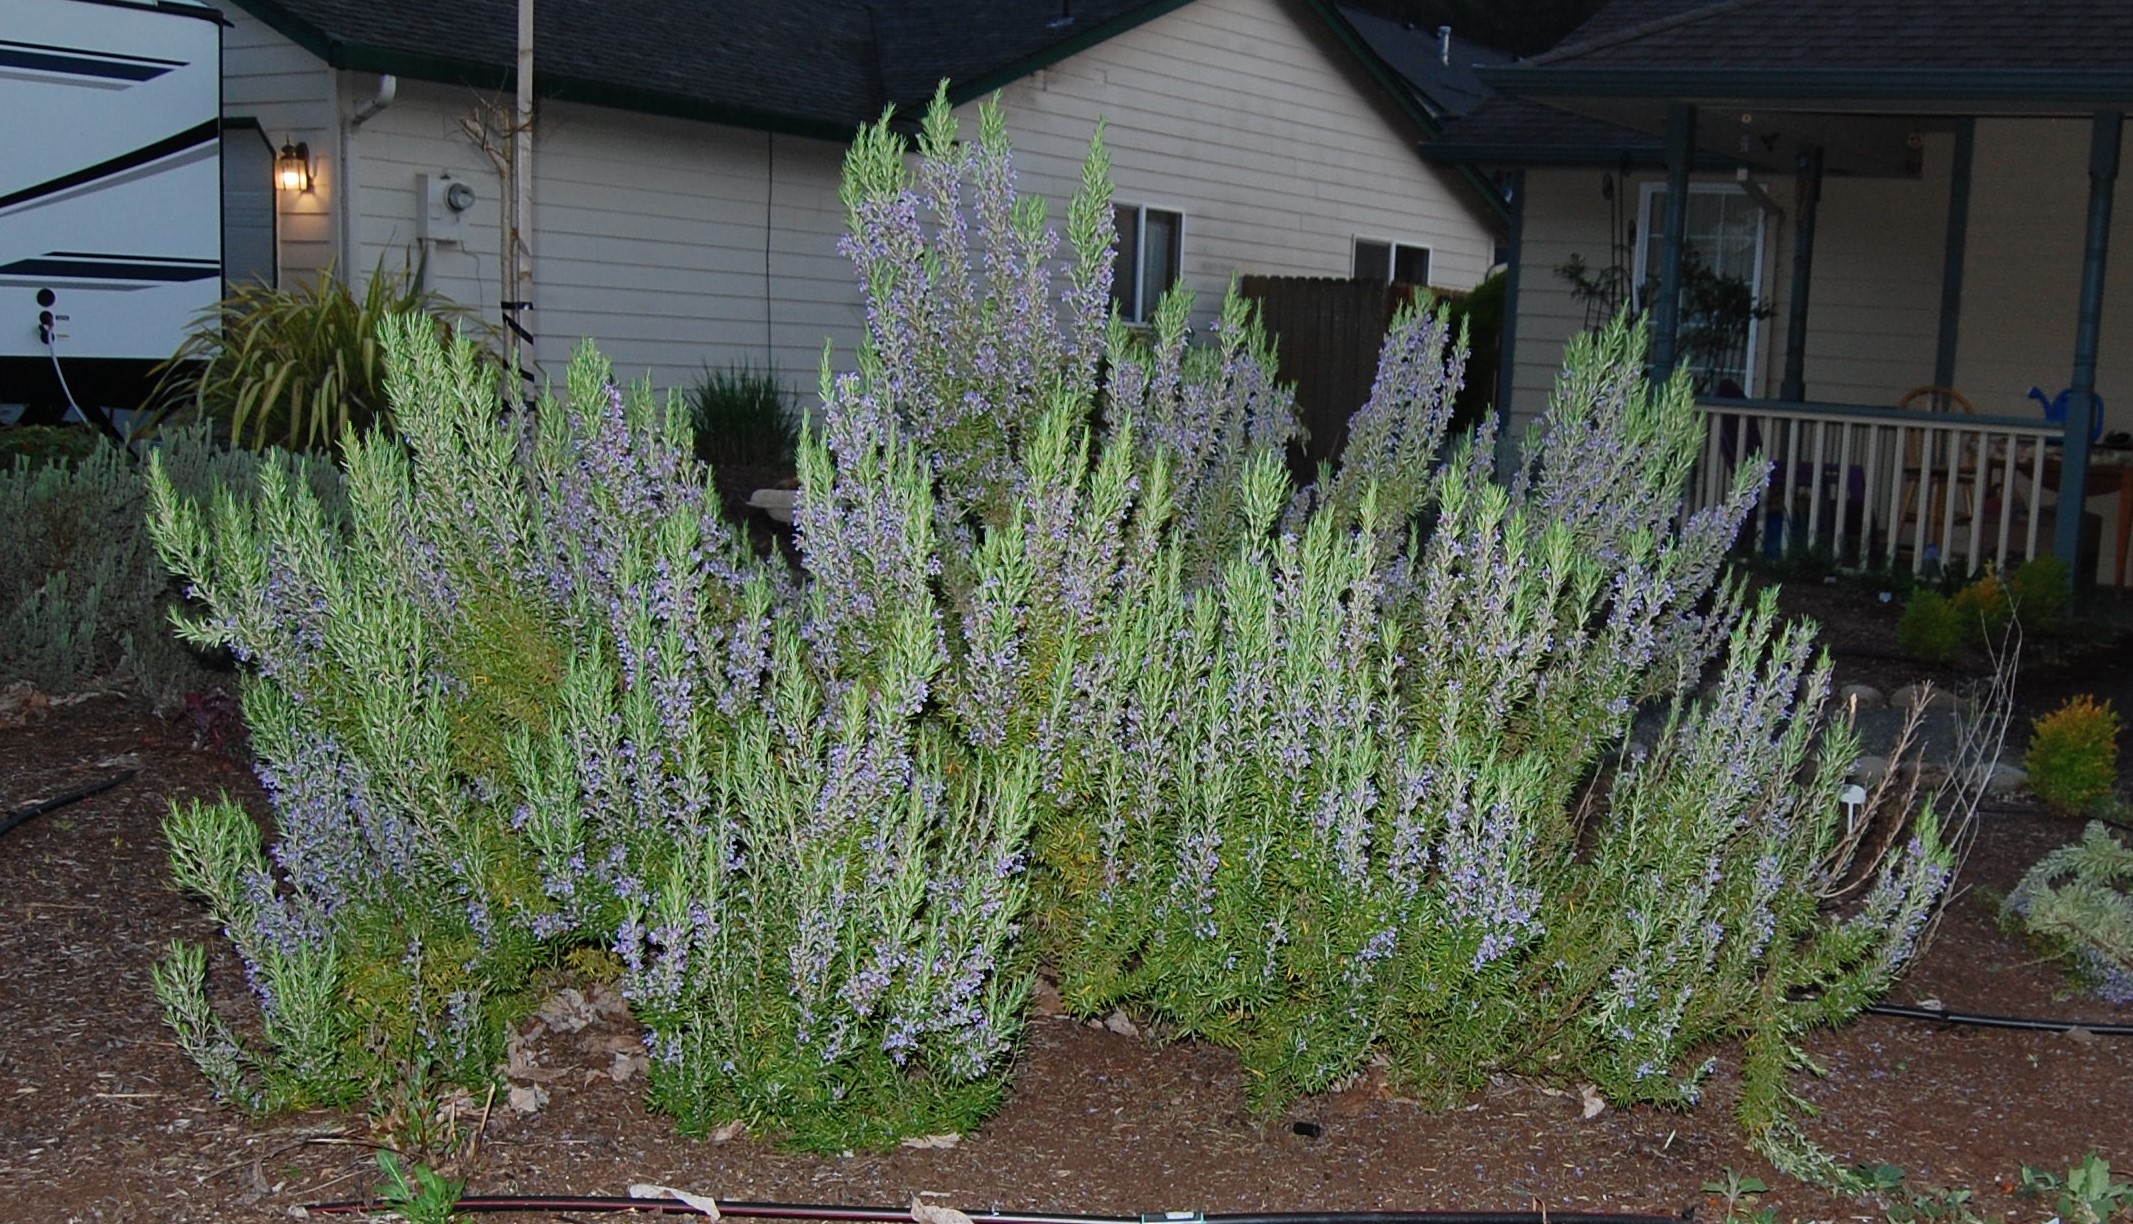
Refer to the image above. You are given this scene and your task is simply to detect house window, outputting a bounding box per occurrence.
[1354,238,1431,286]
[1634,183,1768,393]
[1113,204,1182,323]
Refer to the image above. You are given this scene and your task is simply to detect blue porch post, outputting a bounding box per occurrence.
[1778,144,1824,402]
[2055,110,2122,573]
[1652,102,1696,377]
[1933,119,1976,389]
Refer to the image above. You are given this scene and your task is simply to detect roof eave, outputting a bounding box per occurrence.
[1477,65,2133,106]
[223,0,860,142]
[939,0,1201,106]
[1420,142,1732,170]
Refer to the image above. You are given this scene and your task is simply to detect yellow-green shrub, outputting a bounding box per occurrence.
[2027,695,2121,813]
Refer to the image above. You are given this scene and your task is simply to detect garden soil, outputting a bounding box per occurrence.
[3,578,2131,1224]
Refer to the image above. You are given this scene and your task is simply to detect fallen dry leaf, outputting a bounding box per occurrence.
[506,1084,548,1114]
[899,1133,961,1150]
[1579,1083,1606,1120]
[631,1182,721,1217]
[610,1050,650,1082]
[911,1197,975,1224]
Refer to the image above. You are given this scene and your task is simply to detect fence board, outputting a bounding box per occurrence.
[1241,276,1421,466]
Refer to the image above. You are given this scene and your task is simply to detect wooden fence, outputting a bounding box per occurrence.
[1241,276,1423,465]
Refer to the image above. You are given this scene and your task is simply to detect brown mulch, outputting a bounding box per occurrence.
[4,583,2132,1223]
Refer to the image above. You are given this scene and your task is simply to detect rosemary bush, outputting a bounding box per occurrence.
[2002,821,2133,1003]
[147,88,1954,1175]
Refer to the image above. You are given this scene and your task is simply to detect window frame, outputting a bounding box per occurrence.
[1114,202,1185,324]
[1352,236,1433,287]
[1632,181,1769,393]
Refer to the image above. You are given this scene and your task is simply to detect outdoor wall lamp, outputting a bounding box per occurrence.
[277,139,313,193]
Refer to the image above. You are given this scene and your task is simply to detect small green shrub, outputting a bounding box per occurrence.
[2002,821,2133,1002]
[2006,554,2072,630]
[687,362,798,468]
[146,260,483,452]
[2026,695,2121,814]
[1897,589,1963,663]
[2020,1152,2133,1224]
[1948,569,2012,640]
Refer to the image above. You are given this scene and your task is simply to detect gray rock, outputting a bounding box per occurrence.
[1985,763,2029,798]
[1889,684,1960,712]
[1850,755,1892,786]
[1838,683,1887,710]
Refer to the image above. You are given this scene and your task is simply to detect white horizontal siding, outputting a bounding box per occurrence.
[965,0,1500,329]
[218,4,336,284]
[344,87,859,397]
[250,0,1503,408]
[1960,118,2133,431]
[1504,168,1619,431]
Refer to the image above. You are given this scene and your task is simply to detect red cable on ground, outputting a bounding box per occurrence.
[303,1195,1692,1224]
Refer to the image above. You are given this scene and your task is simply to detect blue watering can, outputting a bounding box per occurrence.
[2030,385,2106,441]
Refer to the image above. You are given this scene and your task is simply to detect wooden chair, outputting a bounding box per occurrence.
[1894,385,1981,569]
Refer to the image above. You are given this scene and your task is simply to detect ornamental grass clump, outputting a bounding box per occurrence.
[147,86,1959,1177]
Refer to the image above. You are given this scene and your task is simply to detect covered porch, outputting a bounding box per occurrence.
[1449,7,2133,584]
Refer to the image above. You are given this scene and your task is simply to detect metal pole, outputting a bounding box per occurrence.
[1652,102,1696,377]
[509,0,535,382]
[1778,144,1823,402]
[2055,109,2120,577]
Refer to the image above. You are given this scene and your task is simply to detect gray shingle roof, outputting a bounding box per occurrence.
[1532,0,2133,71]
[228,0,1204,137]
[1335,6,1516,120]
[1425,0,2133,167]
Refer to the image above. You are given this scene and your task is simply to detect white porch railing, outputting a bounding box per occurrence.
[1690,398,2066,575]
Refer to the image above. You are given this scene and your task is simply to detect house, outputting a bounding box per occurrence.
[1423,0,2133,580]
[214,0,1505,398]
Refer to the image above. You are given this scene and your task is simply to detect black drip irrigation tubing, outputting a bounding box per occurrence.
[305,1198,1693,1222]
[1864,1002,2133,1036]
[0,769,135,840]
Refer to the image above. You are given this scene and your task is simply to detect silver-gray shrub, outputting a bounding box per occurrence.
[0,426,323,705]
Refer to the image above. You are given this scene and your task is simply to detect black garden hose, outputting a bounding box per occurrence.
[1864,1001,2133,1035]
[0,769,135,839]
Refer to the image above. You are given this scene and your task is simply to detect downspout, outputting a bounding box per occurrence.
[337,73,398,283]
[2055,109,2121,581]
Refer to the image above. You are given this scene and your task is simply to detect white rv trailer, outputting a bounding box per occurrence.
[0,0,222,371]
